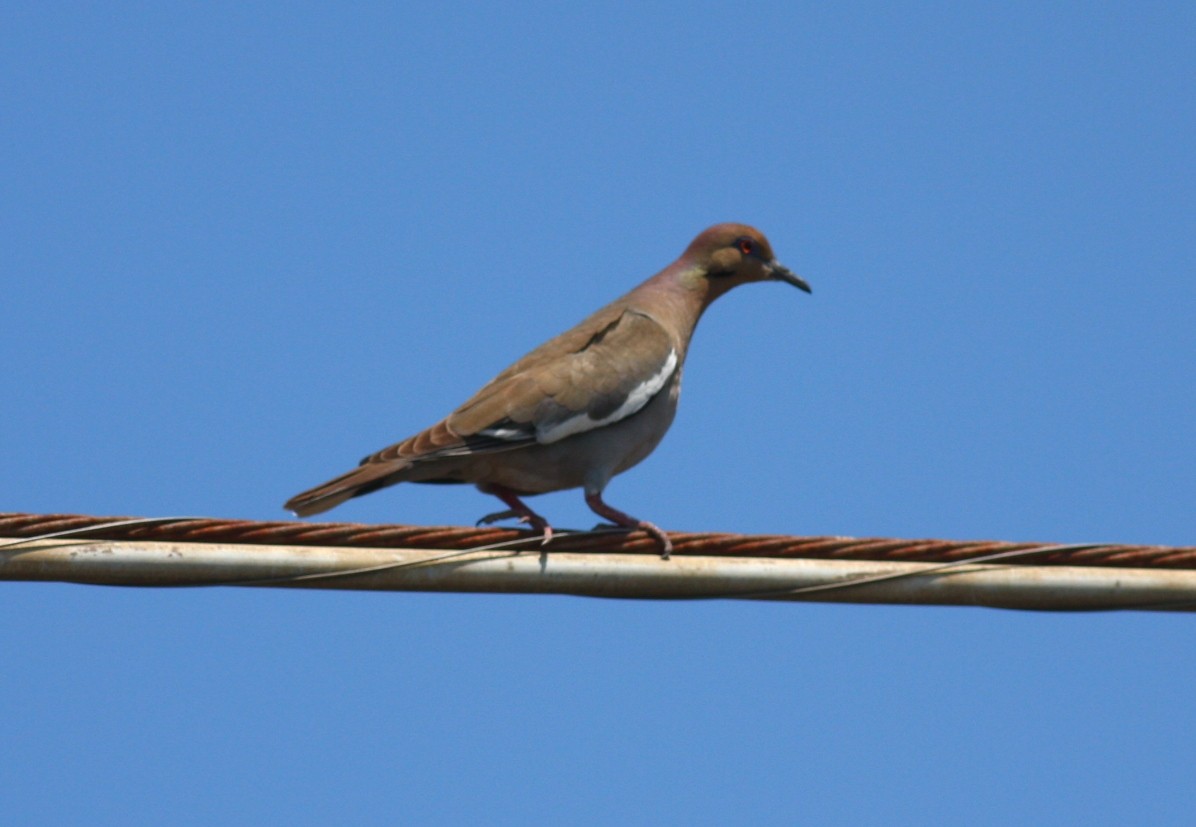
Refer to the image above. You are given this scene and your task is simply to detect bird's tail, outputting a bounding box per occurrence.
[284,460,408,518]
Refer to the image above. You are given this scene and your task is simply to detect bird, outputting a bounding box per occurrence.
[284,223,811,558]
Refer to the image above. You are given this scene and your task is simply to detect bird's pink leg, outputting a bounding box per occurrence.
[477,484,554,544]
[584,491,672,560]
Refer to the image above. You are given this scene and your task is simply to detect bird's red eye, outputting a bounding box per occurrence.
[738,239,754,255]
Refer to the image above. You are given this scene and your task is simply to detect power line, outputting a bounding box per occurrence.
[2,512,1193,612]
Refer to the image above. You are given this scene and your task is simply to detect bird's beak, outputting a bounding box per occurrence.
[768,260,812,293]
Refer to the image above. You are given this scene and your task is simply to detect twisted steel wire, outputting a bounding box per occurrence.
[2,511,1193,569]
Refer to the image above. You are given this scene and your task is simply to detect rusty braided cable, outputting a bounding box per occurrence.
[2,511,1193,569]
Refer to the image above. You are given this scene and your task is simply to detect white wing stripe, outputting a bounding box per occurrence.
[537,349,678,445]
[477,425,527,440]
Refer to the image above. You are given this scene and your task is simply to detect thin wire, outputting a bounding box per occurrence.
[0,516,207,550]
[223,532,553,587]
[731,543,1109,599]
[238,539,1124,604]
[681,542,1196,612]
[209,526,646,587]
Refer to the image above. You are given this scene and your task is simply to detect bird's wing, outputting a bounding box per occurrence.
[363,308,678,465]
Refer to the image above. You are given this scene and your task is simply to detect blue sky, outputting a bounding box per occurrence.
[3,2,1194,824]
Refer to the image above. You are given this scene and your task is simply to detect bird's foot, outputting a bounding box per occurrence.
[476,510,555,545]
[476,509,518,527]
[637,521,673,561]
[583,491,672,560]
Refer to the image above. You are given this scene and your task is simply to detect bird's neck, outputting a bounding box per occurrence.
[624,265,715,357]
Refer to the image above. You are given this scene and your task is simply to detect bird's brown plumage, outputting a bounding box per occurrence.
[284,222,809,549]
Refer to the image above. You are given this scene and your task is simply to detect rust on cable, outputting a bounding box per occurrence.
[1,511,1193,570]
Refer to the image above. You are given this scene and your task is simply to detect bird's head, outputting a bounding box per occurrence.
[681,223,811,301]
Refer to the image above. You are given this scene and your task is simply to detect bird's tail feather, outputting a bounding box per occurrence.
[284,461,408,518]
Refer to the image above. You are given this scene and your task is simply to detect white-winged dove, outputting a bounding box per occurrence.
[285,223,810,558]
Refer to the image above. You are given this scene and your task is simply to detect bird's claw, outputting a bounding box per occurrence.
[476,509,553,545]
[476,509,519,527]
[587,522,671,560]
[647,530,673,560]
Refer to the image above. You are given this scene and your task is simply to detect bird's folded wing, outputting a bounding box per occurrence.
[362,309,678,465]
